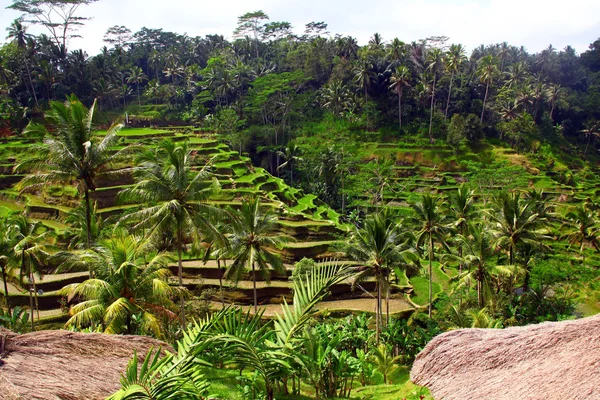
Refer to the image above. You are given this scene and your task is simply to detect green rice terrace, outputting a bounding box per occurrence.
[2,7,600,398]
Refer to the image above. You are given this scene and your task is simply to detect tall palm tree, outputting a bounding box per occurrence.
[411,194,448,317]
[118,139,222,326]
[127,66,148,107]
[455,223,501,307]
[353,61,376,107]
[347,210,404,343]
[477,55,499,123]
[489,191,549,291]
[563,205,600,264]
[17,95,131,252]
[426,48,444,141]
[59,233,179,336]
[227,196,288,313]
[444,44,466,120]
[580,120,600,155]
[388,66,411,129]
[6,19,39,108]
[448,184,477,279]
[276,141,302,185]
[10,215,52,329]
[505,62,528,88]
[545,84,565,121]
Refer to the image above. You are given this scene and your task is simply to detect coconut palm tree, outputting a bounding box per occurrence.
[347,210,404,343]
[426,48,444,141]
[127,66,147,107]
[454,223,503,307]
[6,19,39,108]
[477,55,499,123]
[444,44,466,119]
[276,141,302,185]
[226,196,289,313]
[580,119,600,156]
[411,194,448,317]
[563,205,600,263]
[388,66,411,129]
[545,83,565,121]
[10,215,52,329]
[59,233,179,336]
[17,95,131,252]
[353,60,376,107]
[118,139,223,326]
[448,185,478,279]
[489,191,549,290]
[505,62,528,88]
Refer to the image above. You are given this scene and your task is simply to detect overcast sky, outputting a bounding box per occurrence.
[1,0,599,57]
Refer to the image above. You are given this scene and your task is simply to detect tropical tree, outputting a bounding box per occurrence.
[59,232,179,336]
[388,65,411,129]
[454,223,506,307]
[227,196,288,313]
[10,215,52,328]
[347,210,404,343]
[477,55,499,123]
[276,141,302,185]
[353,60,376,107]
[127,66,147,107]
[448,184,478,278]
[580,119,600,155]
[425,48,444,141]
[444,44,466,119]
[545,83,565,121]
[563,205,600,263]
[411,194,448,317]
[118,139,222,326]
[6,19,39,108]
[17,95,131,251]
[489,191,549,291]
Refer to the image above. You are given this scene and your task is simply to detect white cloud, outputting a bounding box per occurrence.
[0,0,598,56]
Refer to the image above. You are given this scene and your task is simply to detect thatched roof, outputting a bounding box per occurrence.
[0,328,172,400]
[410,315,600,400]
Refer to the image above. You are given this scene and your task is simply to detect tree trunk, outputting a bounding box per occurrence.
[23,56,39,108]
[445,71,454,120]
[550,102,555,121]
[481,82,490,123]
[376,278,381,344]
[429,76,437,143]
[252,259,257,314]
[177,228,185,329]
[32,274,40,321]
[1,263,11,317]
[397,90,402,130]
[217,258,224,308]
[84,188,92,250]
[428,234,434,318]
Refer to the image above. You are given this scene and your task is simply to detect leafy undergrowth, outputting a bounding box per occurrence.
[197,365,431,400]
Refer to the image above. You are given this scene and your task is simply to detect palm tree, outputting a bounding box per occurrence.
[388,66,411,129]
[444,44,466,120]
[276,141,302,185]
[10,215,51,329]
[489,191,549,291]
[411,194,448,317]
[580,120,600,155]
[0,218,16,317]
[347,210,403,343]
[563,205,600,263]
[320,80,351,117]
[59,233,179,336]
[426,48,444,141]
[353,60,376,107]
[127,66,147,107]
[119,139,223,326]
[227,196,288,313]
[477,55,499,123]
[6,19,39,108]
[545,84,565,121]
[448,185,477,279]
[455,224,501,307]
[17,95,131,252]
[505,62,528,88]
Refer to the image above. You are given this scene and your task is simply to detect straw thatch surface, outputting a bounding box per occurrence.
[410,314,600,400]
[0,328,172,400]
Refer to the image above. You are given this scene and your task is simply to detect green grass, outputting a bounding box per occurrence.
[410,276,442,307]
[95,127,172,137]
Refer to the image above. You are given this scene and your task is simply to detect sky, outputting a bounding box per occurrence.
[0,0,599,57]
